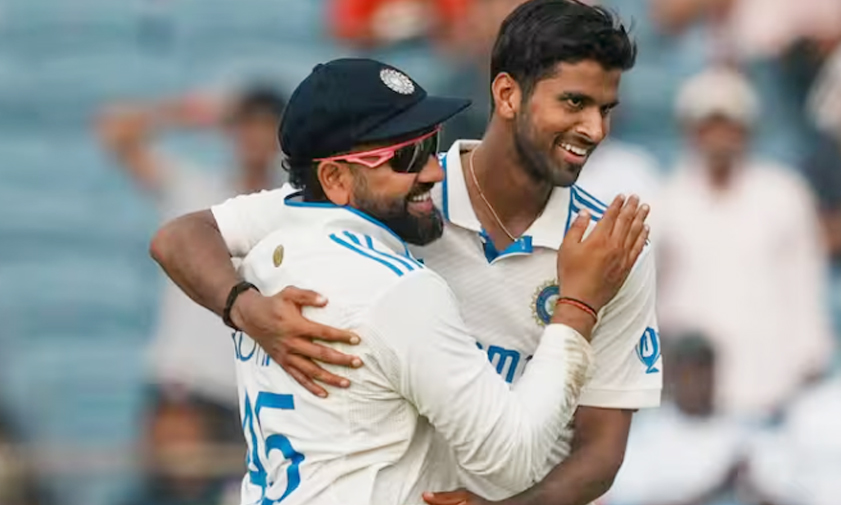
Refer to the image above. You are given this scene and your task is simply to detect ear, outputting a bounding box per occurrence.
[317,161,354,206]
[491,72,522,121]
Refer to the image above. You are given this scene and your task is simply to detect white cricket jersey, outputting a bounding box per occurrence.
[212,139,662,500]
[233,198,595,505]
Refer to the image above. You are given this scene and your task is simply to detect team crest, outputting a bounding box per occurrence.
[380,68,415,95]
[532,280,560,326]
[636,327,661,374]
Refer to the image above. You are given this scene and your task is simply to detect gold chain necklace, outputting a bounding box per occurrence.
[468,147,517,242]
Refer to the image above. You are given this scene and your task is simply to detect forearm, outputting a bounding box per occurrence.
[149,209,240,316]
[497,447,616,505]
[494,408,631,505]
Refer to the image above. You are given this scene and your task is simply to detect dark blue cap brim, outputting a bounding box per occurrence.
[359,95,471,143]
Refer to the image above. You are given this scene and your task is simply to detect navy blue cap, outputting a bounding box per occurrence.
[280,58,471,161]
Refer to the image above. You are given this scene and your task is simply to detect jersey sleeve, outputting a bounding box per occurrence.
[365,270,595,493]
[578,246,662,409]
[210,183,298,258]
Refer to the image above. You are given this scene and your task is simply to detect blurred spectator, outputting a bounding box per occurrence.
[605,334,746,505]
[122,389,240,505]
[601,0,819,167]
[804,40,841,362]
[656,68,833,418]
[328,0,473,48]
[649,0,841,60]
[0,409,51,505]
[744,373,841,505]
[96,87,285,443]
[808,41,841,143]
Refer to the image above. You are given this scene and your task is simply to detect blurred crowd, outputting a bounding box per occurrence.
[2,1,841,505]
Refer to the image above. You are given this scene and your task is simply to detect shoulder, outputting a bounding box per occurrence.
[569,183,609,221]
[212,183,297,215]
[242,227,432,300]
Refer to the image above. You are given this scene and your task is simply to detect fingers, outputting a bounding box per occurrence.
[282,356,329,398]
[278,286,328,307]
[623,203,650,252]
[284,353,350,393]
[301,321,361,345]
[610,194,640,240]
[628,224,650,266]
[422,491,470,505]
[564,209,591,243]
[285,335,363,368]
[595,194,625,232]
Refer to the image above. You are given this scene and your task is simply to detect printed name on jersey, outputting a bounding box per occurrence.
[636,327,661,374]
[532,280,560,326]
[233,331,272,367]
[476,341,530,384]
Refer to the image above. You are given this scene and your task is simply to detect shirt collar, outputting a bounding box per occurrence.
[441,139,574,251]
[283,192,413,258]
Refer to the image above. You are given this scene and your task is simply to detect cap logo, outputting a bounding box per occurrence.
[380,68,415,95]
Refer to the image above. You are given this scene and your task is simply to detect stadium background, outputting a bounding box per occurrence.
[1,1,840,505]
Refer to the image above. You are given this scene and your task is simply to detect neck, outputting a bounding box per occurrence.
[469,123,553,237]
[705,157,737,192]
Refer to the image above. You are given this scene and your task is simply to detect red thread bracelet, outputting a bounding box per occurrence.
[555,297,598,322]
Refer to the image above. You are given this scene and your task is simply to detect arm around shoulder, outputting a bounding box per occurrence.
[366,270,594,493]
[150,209,240,317]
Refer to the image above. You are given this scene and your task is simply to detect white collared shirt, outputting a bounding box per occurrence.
[212,140,662,500]
[233,197,594,505]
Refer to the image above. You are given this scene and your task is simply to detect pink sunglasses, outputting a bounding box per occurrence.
[315,127,440,173]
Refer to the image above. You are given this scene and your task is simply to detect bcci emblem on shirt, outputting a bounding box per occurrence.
[532,281,560,326]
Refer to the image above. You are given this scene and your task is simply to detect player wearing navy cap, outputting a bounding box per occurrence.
[151,2,658,504]
[213,58,645,505]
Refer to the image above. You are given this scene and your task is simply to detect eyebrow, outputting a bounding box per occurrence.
[558,91,620,109]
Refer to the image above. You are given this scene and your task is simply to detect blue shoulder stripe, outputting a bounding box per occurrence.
[571,185,608,212]
[570,187,606,218]
[328,233,406,276]
[349,232,417,272]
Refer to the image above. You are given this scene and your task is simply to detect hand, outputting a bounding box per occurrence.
[163,91,232,128]
[231,286,363,398]
[557,194,650,313]
[422,490,493,505]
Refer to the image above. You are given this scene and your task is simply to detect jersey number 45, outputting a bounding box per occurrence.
[242,391,305,503]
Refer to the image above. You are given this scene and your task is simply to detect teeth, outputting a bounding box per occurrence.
[561,143,588,156]
[409,191,431,203]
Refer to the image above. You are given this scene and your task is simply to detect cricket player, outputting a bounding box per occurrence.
[150,2,660,504]
[225,57,647,505]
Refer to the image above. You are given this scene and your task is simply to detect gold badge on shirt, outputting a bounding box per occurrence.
[272,245,285,267]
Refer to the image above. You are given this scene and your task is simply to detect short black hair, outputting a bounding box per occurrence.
[284,157,326,201]
[231,85,287,122]
[490,0,637,98]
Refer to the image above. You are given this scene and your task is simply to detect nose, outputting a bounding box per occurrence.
[416,154,445,184]
[574,108,608,145]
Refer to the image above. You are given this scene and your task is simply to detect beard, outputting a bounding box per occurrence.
[513,112,583,188]
[352,176,444,246]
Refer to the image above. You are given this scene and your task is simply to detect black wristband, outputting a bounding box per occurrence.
[223,281,258,331]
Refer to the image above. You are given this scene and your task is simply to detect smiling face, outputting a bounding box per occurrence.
[507,60,622,187]
[349,155,445,246]
[317,132,446,246]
